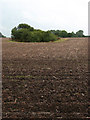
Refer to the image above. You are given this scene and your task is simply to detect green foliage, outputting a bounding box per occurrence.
[26,31,43,42]
[11,27,17,39]
[11,23,57,42]
[68,33,72,37]
[18,23,34,31]
[60,30,68,38]
[11,23,85,42]
[76,30,84,37]
[71,32,76,37]
[42,31,57,42]
[0,32,6,38]
[49,30,84,38]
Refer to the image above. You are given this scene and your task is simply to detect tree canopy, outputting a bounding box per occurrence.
[48,30,84,38]
[76,30,84,37]
[11,23,85,42]
[11,24,57,42]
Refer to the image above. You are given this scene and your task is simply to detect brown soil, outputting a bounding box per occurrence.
[2,38,89,119]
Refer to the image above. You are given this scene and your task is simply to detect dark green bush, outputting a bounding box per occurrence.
[49,30,85,38]
[11,23,57,42]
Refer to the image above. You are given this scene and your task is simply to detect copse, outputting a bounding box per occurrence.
[11,23,57,42]
[49,30,85,38]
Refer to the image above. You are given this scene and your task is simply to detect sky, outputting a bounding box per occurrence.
[0,0,89,37]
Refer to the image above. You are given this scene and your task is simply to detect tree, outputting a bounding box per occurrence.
[11,23,57,42]
[17,23,34,31]
[76,30,84,37]
[71,32,76,37]
[67,33,72,37]
[42,31,57,42]
[60,30,68,38]
[11,27,17,39]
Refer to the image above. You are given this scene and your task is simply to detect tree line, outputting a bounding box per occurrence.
[48,30,85,38]
[11,23,85,42]
[11,24,57,42]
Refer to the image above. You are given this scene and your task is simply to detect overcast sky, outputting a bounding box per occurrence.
[0,0,89,37]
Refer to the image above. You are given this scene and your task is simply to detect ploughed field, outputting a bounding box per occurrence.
[2,38,89,119]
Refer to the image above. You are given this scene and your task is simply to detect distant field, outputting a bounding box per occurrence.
[2,38,89,119]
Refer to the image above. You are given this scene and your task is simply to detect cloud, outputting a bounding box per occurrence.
[0,0,89,36]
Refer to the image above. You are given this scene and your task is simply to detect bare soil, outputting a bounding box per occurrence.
[2,38,89,119]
